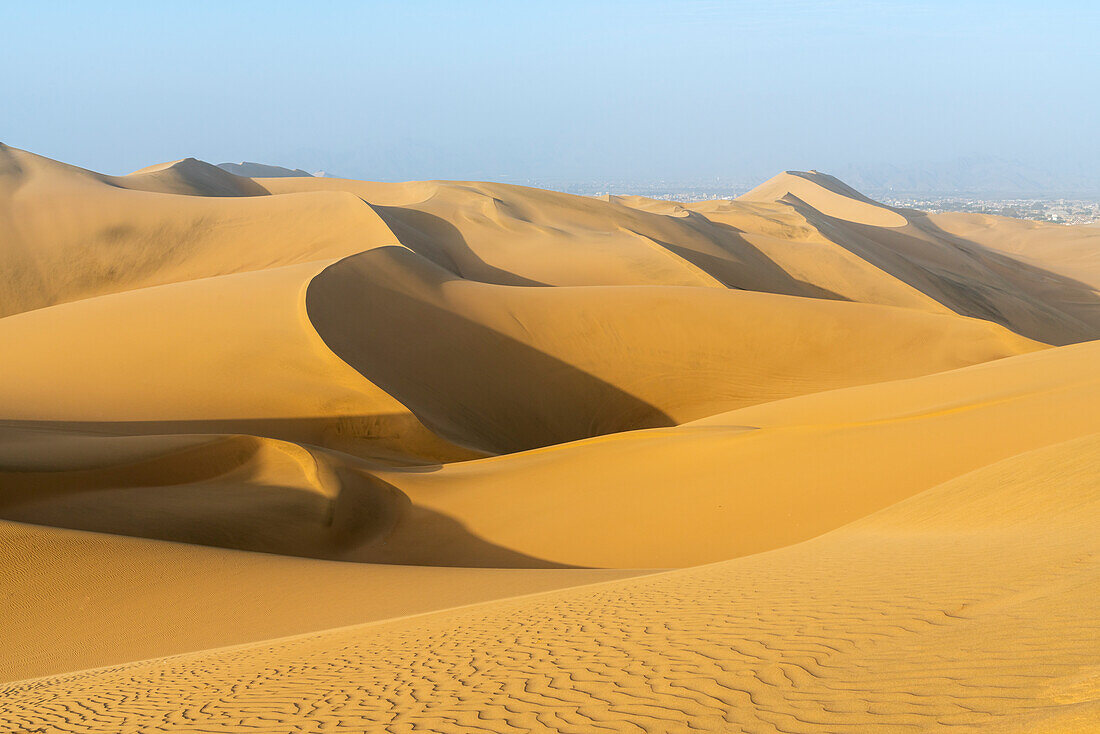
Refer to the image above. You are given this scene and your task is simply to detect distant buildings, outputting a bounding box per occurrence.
[881,196,1100,225]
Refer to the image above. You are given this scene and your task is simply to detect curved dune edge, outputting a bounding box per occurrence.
[4,433,1095,732]
[304,245,1040,454]
[0,424,569,570]
[0,259,484,465]
[0,432,401,559]
[368,338,1100,567]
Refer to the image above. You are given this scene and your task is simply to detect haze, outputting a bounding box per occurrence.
[3,0,1098,184]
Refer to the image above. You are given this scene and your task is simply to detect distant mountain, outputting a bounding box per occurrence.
[216,162,315,178]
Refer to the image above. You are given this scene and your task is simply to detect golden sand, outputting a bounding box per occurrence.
[1,144,1096,731]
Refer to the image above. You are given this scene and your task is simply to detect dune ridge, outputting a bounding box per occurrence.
[1,146,1097,730]
[739,169,911,227]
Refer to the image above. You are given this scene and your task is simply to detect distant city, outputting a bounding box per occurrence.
[473,157,1099,225]
[497,178,1100,225]
[879,197,1100,225]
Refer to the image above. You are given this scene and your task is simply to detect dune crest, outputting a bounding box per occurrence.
[121,157,270,196]
[739,169,910,227]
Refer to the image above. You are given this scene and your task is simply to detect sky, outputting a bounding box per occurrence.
[2,1,1098,186]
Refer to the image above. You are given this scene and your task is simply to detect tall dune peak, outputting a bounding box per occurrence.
[122,157,269,197]
[740,169,909,227]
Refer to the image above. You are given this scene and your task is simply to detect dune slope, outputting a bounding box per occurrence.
[307,245,1039,453]
[0,241,1037,461]
[0,517,642,684]
[5,433,1095,732]
[370,339,1100,567]
[0,145,398,317]
[0,260,479,464]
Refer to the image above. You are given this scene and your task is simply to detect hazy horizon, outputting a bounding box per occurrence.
[4,1,1099,193]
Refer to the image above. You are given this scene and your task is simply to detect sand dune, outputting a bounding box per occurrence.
[3,337,1092,571]
[370,339,1100,567]
[5,141,1097,341]
[0,517,643,683]
[0,145,397,317]
[929,210,1100,288]
[4,434,1095,732]
[0,421,566,569]
[0,259,478,464]
[739,169,911,227]
[307,245,1038,452]
[0,234,1036,459]
[122,157,270,197]
[1,147,1097,730]
[261,172,1100,344]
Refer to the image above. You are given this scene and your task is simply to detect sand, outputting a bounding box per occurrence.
[1,144,1097,731]
[4,435,1096,731]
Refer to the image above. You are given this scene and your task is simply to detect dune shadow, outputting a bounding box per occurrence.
[306,246,676,455]
[369,203,547,286]
[630,214,848,301]
[374,196,848,301]
[0,480,579,569]
[0,415,486,467]
[0,431,579,568]
[783,199,1100,345]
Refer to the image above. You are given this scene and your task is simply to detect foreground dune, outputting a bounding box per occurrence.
[0,518,642,683]
[4,338,1091,571]
[4,434,1096,732]
[1,146,1097,730]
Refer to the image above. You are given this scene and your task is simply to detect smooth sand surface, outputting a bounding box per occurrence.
[1,518,643,683]
[1,145,1097,731]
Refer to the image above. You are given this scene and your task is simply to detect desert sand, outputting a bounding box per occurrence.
[1,144,1096,732]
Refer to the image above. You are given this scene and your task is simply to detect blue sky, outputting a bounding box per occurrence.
[2,1,1097,182]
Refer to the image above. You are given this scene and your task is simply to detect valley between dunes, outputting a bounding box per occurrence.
[0,143,1097,732]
